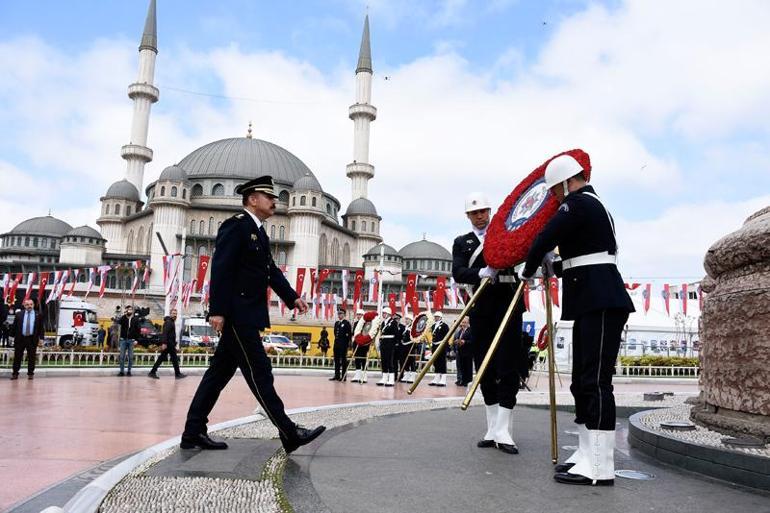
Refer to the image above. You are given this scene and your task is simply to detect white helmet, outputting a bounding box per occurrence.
[465,193,491,213]
[382,307,392,316]
[433,311,443,319]
[405,314,414,321]
[544,155,585,192]
[355,308,365,315]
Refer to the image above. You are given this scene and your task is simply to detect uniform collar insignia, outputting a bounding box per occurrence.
[251,233,258,240]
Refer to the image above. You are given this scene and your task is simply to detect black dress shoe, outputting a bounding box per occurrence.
[175,373,187,379]
[554,472,613,486]
[554,462,575,473]
[329,376,340,381]
[477,439,495,448]
[180,433,229,450]
[496,442,519,454]
[281,425,327,454]
[117,372,125,377]
[148,372,159,379]
[28,375,34,380]
[10,374,19,380]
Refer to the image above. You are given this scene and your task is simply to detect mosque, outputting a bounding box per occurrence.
[0,0,454,315]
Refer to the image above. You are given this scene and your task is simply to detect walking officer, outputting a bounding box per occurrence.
[181,175,325,454]
[330,308,352,381]
[521,153,634,485]
[452,193,525,454]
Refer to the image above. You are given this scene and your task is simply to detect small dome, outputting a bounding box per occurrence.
[345,197,378,216]
[365,242,400,257]
[400,240,452,260]
[158,165,187,182]
[293,173,322,192]
[9,215,73,237]
[65,225,104,240]
[105,180,140,201]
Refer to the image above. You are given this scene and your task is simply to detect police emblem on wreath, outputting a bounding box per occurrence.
[484,149,591,268]
[410,313,429,339]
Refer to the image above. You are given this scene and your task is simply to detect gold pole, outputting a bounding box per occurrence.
[461,281,524,410]
[407,278,490,395]
[545,280,558,464]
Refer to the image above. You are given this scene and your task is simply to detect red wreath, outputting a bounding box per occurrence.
[536,325,549,351]
[354,311,378,346]
[484,149,591,269]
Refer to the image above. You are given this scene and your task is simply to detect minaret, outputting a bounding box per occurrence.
[122,0,159,196]
[346,15,377,200]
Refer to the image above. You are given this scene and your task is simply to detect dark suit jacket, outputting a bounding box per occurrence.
[523,185,634,320]
[14,309,44,340]
[119,314,141,340]
[209,211,298,329]
[333,319,352,348]
[160,316,176,346]
[431,321,449,346]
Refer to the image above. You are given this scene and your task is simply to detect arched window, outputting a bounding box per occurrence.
[319,234,328,264]
[171,186,178,197]
[279,226,285,240]
[147,223,153,251]
[160,186,165,196]
[183,245,193,280]
[278,251,287,265]
[126,205,132,216]
[351,220,356,231]
[190,220,196,234]
[343,243,351,267]
[115,204,121,215]
[362,220,367,232]
[191,184,203,197]
[372,221,377,232]
[279,190,289,203]
[331,238,340,265]
[326,203,331,214]
[182,189,187,199]
[292,196,296,206]
[209,217,215,235]
[136,226,145,253]
[212,183,224,196]
[270,225,275,238]
[33,237,38,248]
[199,220,205,234]
[126,230,134,253]
[103,203,108,214]
[300,195,306,206]
[199,246,208,257]
[217,221,222,230]
[312,197,317,207]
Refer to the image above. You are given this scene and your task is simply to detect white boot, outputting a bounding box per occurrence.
[385,373,395,387]
[493,406,518,454]
[429,373,438,386]
[565,424,588,464]
[377,372,387,386]
[351,369,362,383]
[479,404,498,447]
[437,374,447,387]
[567,430,615,483]
[361,370,368,383]
[406,371,415,383]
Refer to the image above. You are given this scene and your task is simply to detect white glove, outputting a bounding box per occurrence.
[541,251,558,278]
[518,267,535,283]
[478,266,498,283]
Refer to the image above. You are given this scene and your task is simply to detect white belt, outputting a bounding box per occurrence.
[561,251,617,270]
[498,275,518,283]
[381,335,396,339]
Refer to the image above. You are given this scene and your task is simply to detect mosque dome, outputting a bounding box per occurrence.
[177,137,316,185]
[399,240,452,261]
[345,197,378,216]
[105,180,141,201]
[158,165,187,182]
[365,242,400,257]
[293,172,323,192]
[9,215,73,237]
[65,225,104,240]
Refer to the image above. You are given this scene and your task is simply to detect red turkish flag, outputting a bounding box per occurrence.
[353,269,364,306]
[662,284,671,316]
[73,311,84,327]
[388,293,397,314]
[642,283,651,314]
[38,272,49,303]
[549,277,560,307]
[317,269,332,294]
[523,282,530,311]
[624,282,641,290]
[295,268,306,297]
[9,273,22,304]
[697,284,704,311]
[433,276,447,311]
[309,268,317,297]
[195,255,210,292]
[405,273,417,308]
[680,283,688,316]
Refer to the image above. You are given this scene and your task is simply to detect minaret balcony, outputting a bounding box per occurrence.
[348,103,377,121]
[128,83,160,103]
[346,162,375,178]
[121,144,153,162]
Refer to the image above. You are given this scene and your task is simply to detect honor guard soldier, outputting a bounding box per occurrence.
[350,309,370,383]
[378,307,399,386]
[181,175,325,454]
[452,193,526,454]
[398,314,416,382]
[521,154,634,485]
[428,311,449,386]
[330,309,352,381]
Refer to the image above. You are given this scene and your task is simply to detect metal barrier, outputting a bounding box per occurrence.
[616,364,699,377]
[0,349,383,371]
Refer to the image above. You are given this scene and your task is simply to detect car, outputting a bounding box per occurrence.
[136,318,161,347]
[262,334,299,353]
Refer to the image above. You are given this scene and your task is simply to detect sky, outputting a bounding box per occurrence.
[1,0,769,281]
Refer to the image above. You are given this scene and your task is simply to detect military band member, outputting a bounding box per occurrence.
[396,313,414,382]
[452,193,525,455]
[181,175,325,454]
[521,154,634,485]
[428,311,449,386]
[330,309,352,381]
[377,307,399,387]
[350,309,370,383]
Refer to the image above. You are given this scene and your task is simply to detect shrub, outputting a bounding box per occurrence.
[619,356,699,367]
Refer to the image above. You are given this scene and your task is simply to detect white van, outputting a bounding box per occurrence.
[181,316,219,347]
[58,297,99,347]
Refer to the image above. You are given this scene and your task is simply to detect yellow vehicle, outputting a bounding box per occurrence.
[265,322,333,355]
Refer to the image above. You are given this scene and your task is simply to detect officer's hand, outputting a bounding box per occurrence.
[161,344,167,350]
[541,251,558,278]
[294,298,309,315]
[478,266,498,283]
[209,315,225,332]
[517,267,535,283]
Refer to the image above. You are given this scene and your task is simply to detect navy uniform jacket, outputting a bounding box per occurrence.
[380,317,400,343]
[209,212,298,330]
[452,231,524,320]
[431,320,449,346]
[523,185,634,320]
[333,319,352,349]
